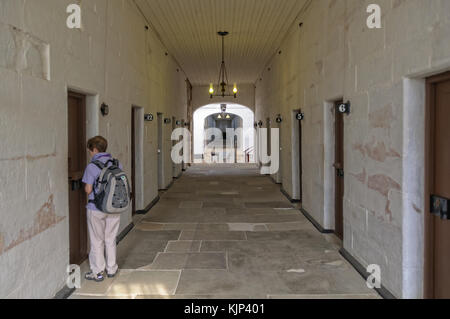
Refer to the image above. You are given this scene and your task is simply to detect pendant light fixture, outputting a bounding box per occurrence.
[209,31,238,99]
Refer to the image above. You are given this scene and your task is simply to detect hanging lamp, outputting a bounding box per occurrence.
[209,31,238,99]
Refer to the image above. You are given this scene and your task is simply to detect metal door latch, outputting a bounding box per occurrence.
[71,179,82,191]
[337,169,344,177]
[431,195,449,220]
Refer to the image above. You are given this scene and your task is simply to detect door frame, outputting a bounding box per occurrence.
[131,106,144,214]
[157,112,164,190]
[334,99,344,241]
[67,90,87,265]
[424,71,450,298]
[67,87,98,265]
[292,110,303,201]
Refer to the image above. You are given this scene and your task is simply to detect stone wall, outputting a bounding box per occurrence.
[255,0,450,298]
[0,0,187,298]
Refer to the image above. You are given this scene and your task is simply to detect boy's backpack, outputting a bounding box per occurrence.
[89,158,131,214]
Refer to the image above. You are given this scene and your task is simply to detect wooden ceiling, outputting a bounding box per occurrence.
[136,0,307,85]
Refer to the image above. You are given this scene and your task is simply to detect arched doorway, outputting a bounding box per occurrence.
[193,103,255,163]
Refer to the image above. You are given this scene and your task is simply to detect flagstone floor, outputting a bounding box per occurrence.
[70,164,380,299]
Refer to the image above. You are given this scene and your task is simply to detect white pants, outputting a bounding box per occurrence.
[87,209,121,275]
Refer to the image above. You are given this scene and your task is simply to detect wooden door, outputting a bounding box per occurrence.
[334,100,344,240]
[157,113,163,189]
[172,116,176,176]
[131,108,136,215]
[68,92,88,265]
[298,115,303,202]
[425,72,450,299]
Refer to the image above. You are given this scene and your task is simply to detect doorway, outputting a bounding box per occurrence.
[334,100,344,240]
[294,110,303,202]
[68,91,88,265]
[266,117,271,175]
[131,108,136,215]
[425,72,450,299]
[172,116,176,177]
[157,113,164,190]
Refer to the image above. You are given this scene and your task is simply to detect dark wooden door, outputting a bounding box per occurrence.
[68,92,88,265]
[298,116,303,202]
[267,118,271,157]
[157,113,163,189]
[131,108,136,215]
[426,73,450,299]
[334,100,344,240]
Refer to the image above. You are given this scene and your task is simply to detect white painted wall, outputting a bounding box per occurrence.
[0,0,187,298]
[255,0,450,298]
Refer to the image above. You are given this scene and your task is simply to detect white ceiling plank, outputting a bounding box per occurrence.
[140,0,307,85]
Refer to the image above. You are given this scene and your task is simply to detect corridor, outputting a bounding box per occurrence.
[71,164,378,299]
[2,0,450,300]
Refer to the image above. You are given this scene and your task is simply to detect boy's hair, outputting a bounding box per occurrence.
[87,136,108,153]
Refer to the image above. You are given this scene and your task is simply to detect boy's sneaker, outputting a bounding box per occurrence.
[106,270,117,278]
[85,271,105,282]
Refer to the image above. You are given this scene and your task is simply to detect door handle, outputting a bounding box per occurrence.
[333,162,343,169]
[336,169,344,178]
[70,179,83,191]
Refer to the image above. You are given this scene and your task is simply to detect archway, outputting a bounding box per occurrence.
[193,103,255,163]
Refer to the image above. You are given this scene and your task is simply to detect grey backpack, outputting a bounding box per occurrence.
[90,159,131,214]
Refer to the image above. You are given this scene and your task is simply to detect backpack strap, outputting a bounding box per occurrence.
[91,160,106,170]
[90,160,109,198]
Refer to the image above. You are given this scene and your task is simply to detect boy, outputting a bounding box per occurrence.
[82,136,122,282]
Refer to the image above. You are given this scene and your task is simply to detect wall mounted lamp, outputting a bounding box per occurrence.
[100,103,109,116]
[276,114,283,123]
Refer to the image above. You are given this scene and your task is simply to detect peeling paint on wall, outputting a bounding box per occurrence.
[369,104,394,130]
[351,168,367,184]
[0,152,57,162]
[0,195,65,256]
[367,174,401,197]
[0,22,50,80]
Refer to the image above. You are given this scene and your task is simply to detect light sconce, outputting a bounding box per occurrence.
[100,103,109,116]
[254,122,258,129]
[176,120,182,126]
[144,113,154,121]
[258,120,263,128]
[164,118,171,124]
[276,114,283,123]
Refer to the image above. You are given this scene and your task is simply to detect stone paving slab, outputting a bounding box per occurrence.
[149,252,227,270]
[73,164,380,299]
[179,230,247,241]
[165,240,202,252]
[106,270,181,297]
